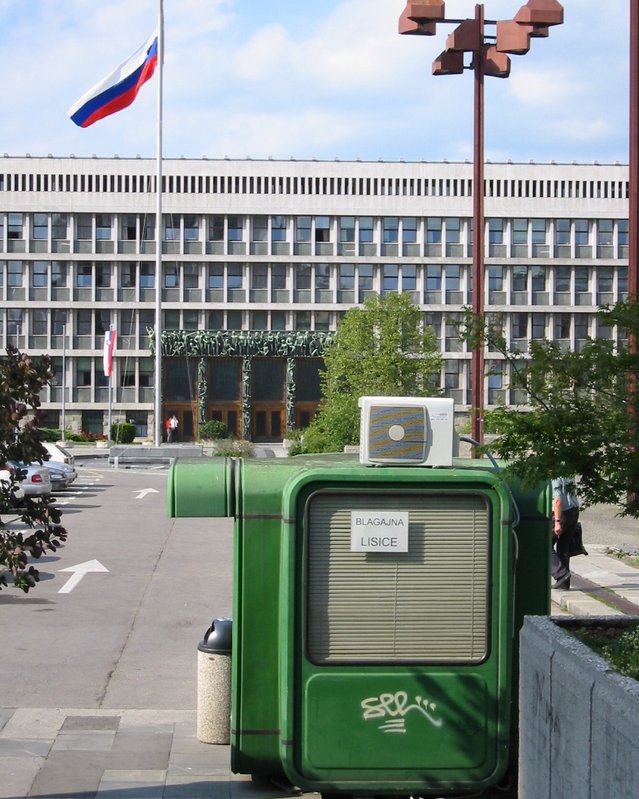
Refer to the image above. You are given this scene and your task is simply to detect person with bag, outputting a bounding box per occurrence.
[551,476,580,590]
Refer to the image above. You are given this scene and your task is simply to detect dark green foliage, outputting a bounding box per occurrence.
[198,419,231,441]
[0,346,68,592]
[296,293,442,454]
[573,624,639,681]
[111,422,136,444]
[463,300,639,516]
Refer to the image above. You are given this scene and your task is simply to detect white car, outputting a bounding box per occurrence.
[0,466,26,506]
[42,442,75,467]
[39,460,78,490]
[9,461,52,498]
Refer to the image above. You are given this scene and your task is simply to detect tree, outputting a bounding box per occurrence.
[298,293,442,453]
[0,347,67,592]
[466,301,639,516]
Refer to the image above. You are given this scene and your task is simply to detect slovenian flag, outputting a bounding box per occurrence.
[103,330,116,378]
[68,32,158,128]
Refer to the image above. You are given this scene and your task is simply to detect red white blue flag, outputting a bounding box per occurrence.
[103,330,116,378]
[68,32,158,128]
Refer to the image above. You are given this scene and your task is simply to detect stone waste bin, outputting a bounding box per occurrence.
[197,617,232,744]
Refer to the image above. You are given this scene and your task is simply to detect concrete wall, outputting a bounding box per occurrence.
[519,615,639,799]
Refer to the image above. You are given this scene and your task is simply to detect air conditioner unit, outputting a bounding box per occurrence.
[359,396,454,467]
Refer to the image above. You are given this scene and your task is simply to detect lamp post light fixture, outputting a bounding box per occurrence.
[399,1,563,447]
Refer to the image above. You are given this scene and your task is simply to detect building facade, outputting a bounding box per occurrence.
[0,155,629,441]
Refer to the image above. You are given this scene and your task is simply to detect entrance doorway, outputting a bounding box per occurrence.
[164,405,195,442]
[252,358,285,442]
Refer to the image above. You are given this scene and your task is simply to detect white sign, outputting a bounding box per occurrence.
[351,511,409,553]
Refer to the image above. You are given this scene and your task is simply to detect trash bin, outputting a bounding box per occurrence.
[197,617,232,744]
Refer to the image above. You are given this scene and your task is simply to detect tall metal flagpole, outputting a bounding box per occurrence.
[154,0,164,446]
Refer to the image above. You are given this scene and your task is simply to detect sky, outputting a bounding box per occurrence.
[0,0,631,164]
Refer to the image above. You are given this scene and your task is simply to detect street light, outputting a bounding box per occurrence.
[399,1,563,447]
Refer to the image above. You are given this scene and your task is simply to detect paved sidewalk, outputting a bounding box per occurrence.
[0,708,301,799]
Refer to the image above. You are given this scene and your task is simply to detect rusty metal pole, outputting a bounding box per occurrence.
[631,0,638,302]
[471,3,485,448]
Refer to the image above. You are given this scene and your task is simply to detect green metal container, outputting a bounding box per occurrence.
[168,454,551,796]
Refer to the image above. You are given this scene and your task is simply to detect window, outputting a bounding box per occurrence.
[76,264,92,288]
[184,215,199,241]
[52,214,68,240]
[96,264,111,288]
[338,264,355,297]
[426,265,442,294]
[271,216,287,242]
[556,266,571,292]
[142,216,155,241]
[121,214,137,241]
[183,310,199,330]
[52,261,67,287]
[252,216,268,242]
[32,213,48,240]
[402,217,417,244]
[445,218,461,244]
[76,213,92,240]
[32,309,47,335]
[228,216,243,242]
[488,265,503,294]
[52,309,66,336]
[120,264,135,288]
[250,311,268,330]
[7,261,23,287]
[315,264,330,291]
[359,217,374,244]
[597,219,613,247]
[382,265,398,293]
[531,313,546,339]
[32,261,48,288]
[426,217,442,244]
[555,314,571,340]
[76,357,92,387]
[383,217,399,244]
[531,266,546,293]
[532,219,548,256]
[295,216,311,243]
[164,310,180,330]
[96,214,112,240]
[315,216,331,243]
[339,216,355,243]
[512,218,528,246]
[208,265,224,289]
[227,309,243,328]
[574,219,589,246]
[358,264,373,296]
[76,310,91,335]
[512,313,528,339]
[8,213,23,239]
[555,219,570,246]
[251,265,268,290]
[164,263,179,288]
[164,215,180,241]
[183,264,199,289]
[95,311,110,336]
[513,266,528,292]
[208,216,224,241]
[140,264,154,288]
[227,265,243,289]
[271,264,287,290]
[488,218,503,245]
[295,264,311,290]
[575,267,589,294]
[402,265,417,292]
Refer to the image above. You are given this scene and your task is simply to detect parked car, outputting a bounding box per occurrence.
[42,442,75,467]
[0,465,26,508]
[7,461,52,498]
[39,460,77,490]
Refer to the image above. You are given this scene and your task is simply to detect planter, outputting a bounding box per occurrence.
[519,615,639,799]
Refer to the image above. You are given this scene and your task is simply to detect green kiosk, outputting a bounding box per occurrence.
[168,397,551,797]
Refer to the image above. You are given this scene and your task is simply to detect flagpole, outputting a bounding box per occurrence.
[154,0,164,446]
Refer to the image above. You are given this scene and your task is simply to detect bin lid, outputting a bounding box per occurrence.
[198,617,232,654]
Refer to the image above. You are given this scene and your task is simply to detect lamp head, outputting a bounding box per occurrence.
[432,49,465,76]
[514,0,564,27]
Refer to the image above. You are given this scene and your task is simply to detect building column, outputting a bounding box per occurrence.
[286,357,296,432]
[241,357,251,441]
[197,357,208,425]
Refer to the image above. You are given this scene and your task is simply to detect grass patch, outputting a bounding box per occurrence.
[572,623,639,681]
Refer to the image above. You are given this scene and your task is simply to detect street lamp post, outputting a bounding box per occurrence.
[399,1,564,447]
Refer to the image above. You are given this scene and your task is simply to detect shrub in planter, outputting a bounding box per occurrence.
[214,440,254,458]
[111,422,136,444]
[198,419,231,441]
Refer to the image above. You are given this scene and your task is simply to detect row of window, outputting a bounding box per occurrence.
[1,307,624,345]
[0,169,629,201]
[0,213,630,259]
[1,260,629,302]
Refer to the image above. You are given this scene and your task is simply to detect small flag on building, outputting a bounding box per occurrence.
[103,330,116,378]
[68,31,158,127]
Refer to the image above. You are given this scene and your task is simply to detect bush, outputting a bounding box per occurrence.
[39,427,62,442]
[213,440,254,458]
[198,419,231,441]
[111,422,136,444]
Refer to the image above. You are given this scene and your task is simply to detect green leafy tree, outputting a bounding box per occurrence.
[299,293,442,453]
[465,301,639,516]
[0,347,67,592]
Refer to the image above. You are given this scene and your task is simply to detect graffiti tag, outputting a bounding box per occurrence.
[361,691,443,734]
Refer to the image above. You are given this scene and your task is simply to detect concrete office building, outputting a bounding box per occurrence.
[0,155,629,441]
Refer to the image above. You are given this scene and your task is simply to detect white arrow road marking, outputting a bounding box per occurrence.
[58,559,109,594]
[134,488,160,500]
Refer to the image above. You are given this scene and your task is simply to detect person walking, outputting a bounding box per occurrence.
[551,476,580,590]
[168,414,179,443]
